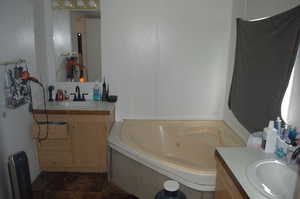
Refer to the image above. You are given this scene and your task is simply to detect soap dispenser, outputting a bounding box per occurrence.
[264,120,277,153]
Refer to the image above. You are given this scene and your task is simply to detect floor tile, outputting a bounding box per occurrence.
[32,172,138,199]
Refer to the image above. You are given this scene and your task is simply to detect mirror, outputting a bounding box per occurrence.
[53,9,101,82]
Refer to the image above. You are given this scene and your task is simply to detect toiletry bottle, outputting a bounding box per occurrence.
[264,120,277,153]
[64,90,70,101]
[48,86,55,102]
[102,78,107,101]
[288,127,297,140]
[93,81,101,101]
[261,132,267,150]
[275,117,282,136]
[282,124,289,140]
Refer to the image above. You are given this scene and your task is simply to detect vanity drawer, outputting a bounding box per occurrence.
[38,139,72,152]
[39,151,73,167]
[32,122,69,139]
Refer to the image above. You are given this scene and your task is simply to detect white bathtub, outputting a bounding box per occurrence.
[108,120,244,191]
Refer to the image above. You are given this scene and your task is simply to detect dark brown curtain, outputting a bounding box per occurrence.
[228,5,300,133]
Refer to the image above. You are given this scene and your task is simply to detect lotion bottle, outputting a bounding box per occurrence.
[264,120,277,153]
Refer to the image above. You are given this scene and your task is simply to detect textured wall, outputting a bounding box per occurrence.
[102,0,233,121]
[0,0,40,198]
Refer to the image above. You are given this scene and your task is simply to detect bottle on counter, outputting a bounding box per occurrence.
[275,116,282,136]
[264,120,277,153]
[102,77,107,101]
[93,81,101,101]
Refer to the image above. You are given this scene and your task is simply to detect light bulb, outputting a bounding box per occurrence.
[64,0,72,7]
[52,0,60,8]
[77,0,85,7]
[88,0,97,8]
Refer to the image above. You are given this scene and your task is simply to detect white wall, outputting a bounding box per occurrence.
[0,0,40,198]
[102,0,233,121]
[86,18,102,82]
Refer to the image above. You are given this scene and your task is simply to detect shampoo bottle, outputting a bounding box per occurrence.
[264,120,277,153]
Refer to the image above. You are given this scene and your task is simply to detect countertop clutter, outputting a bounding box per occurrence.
[215,147,298,199]
[33,101,115,114]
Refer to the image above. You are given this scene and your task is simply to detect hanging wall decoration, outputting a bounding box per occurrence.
[2,59,31,109]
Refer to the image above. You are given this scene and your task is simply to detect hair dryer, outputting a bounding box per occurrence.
[21,71,42,86]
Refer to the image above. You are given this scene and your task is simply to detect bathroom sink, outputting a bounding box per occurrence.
[47,101,102,109]
[58,101,95,107]
[247,159,297,199]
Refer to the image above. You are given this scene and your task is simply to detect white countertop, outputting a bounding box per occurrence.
[34,101,115,113]
[216,147,279,199]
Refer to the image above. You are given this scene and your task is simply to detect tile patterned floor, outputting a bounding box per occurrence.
[32,172,139,199]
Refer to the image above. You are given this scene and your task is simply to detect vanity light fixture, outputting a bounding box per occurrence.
[53,0,99,9]
[77,0,85,7]
[64,0,73,8]
[52,0,61,8]
[88,0,97,8]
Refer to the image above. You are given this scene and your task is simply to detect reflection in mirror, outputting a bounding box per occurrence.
[53,9,101,82]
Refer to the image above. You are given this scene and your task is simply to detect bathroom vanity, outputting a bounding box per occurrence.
[32,102,115,173]
[215,150,248,199]
[215,147,298,199]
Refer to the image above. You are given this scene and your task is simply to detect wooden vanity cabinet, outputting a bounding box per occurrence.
[32,108,115,173]
[215,151,248,199]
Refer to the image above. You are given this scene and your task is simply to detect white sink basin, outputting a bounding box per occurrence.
[247,159,298,199]
[46,101,105,109]
[55,101,96,107]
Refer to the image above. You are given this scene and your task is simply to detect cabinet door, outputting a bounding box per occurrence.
[71,121,107,172]
[215,160,244,199]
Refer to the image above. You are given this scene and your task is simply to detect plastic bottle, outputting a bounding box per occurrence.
[275,117,282,136]
[264,121,277,153]
[93,81,101,101]
[282,124,289,140]
[155,180,186,199]
[288,127,298,141]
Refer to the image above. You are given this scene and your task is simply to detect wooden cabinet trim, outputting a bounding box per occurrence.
[215,150,249,199]
[32,109,111,115]
[33,109,115,173]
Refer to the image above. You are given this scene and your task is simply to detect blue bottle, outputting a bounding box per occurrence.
[155,181,186,199]
[93,81,101,101]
